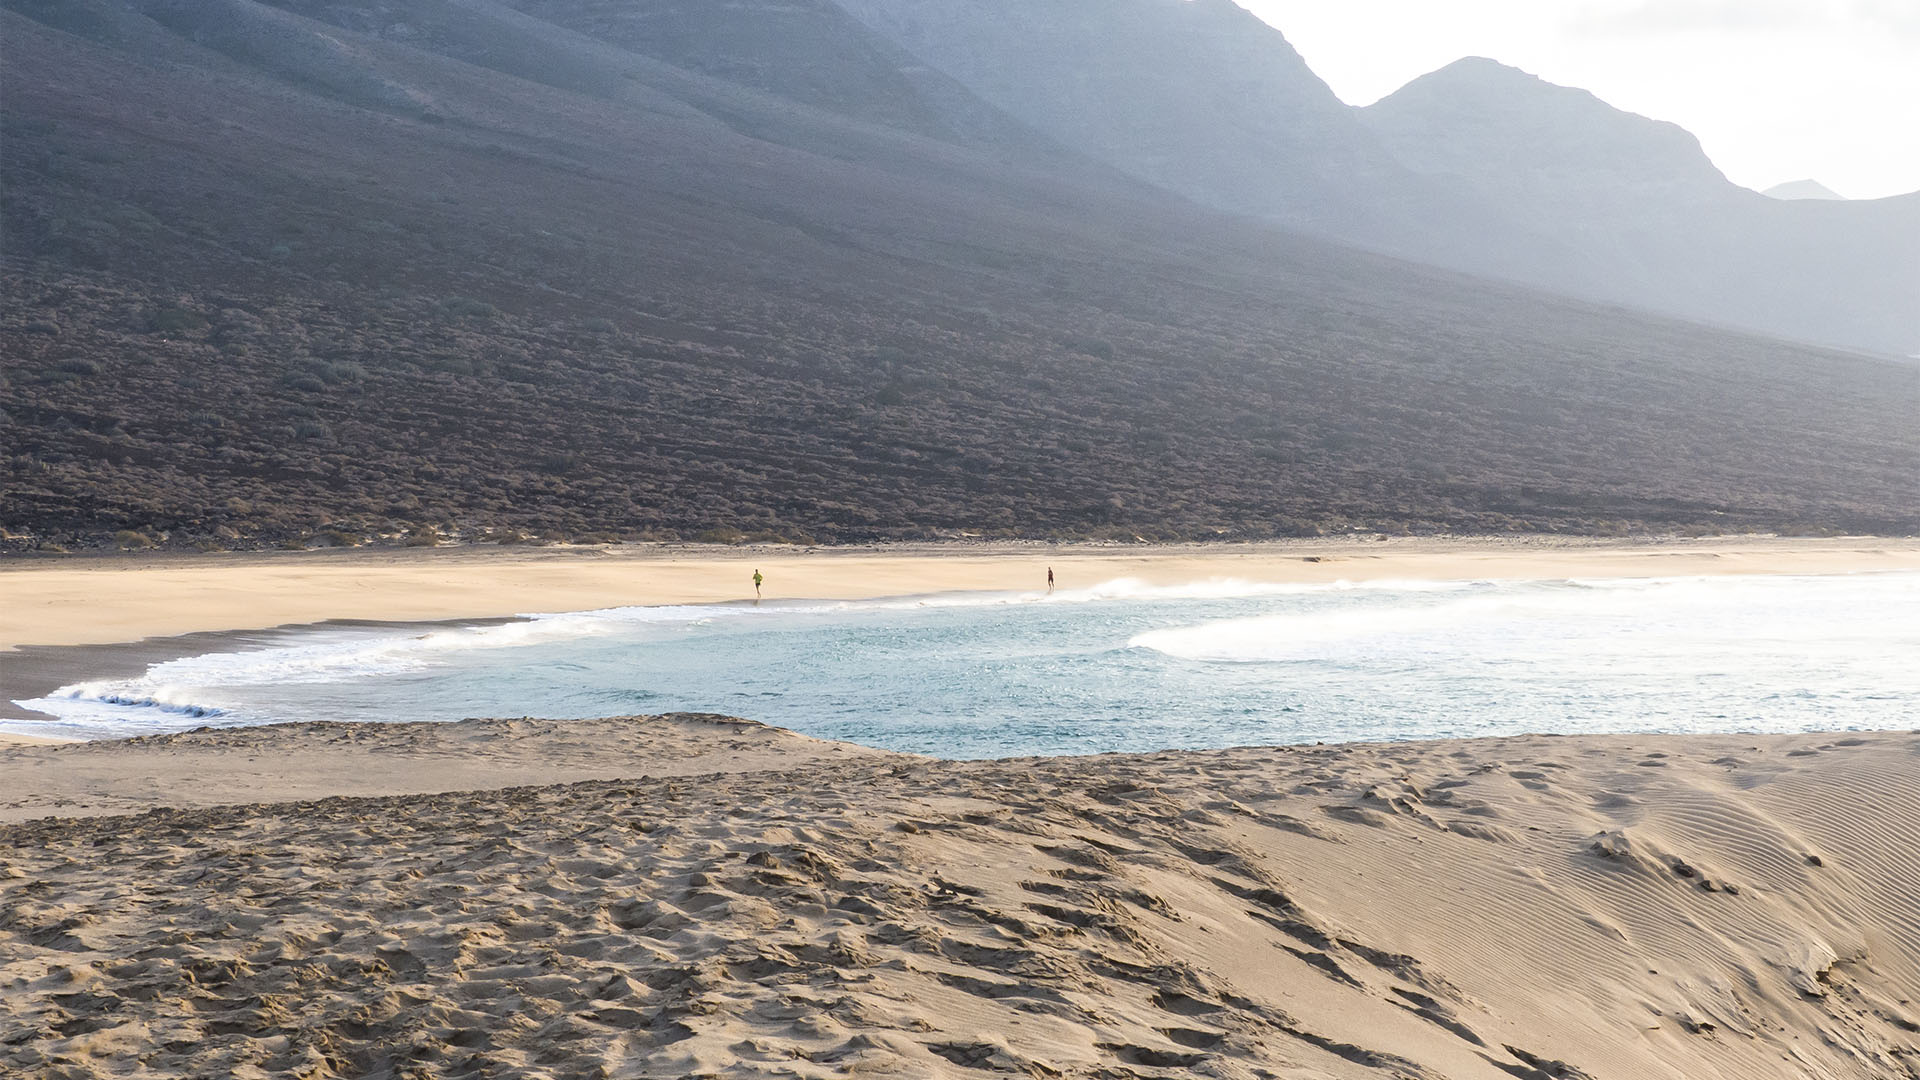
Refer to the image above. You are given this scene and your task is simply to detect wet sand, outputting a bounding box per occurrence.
[0,619,518,731]
[7,536,1918,651]
[3,715,1916,1078]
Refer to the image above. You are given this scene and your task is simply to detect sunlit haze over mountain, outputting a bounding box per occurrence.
[1246,0,1920,199]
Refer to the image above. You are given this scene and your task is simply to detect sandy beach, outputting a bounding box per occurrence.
[3,714,1916,1078]
[6,535,1917,735]
[5,539,1917,1076]
[7,536,1919,653]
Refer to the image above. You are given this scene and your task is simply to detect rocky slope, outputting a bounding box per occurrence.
[3,1,1917,550]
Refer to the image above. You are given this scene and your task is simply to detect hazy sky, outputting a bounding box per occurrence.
[1241,0,1920,200]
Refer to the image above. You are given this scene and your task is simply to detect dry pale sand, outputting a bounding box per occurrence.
[4,715,1917,1078]
[5,536,1918,652]
[0,714,895,823]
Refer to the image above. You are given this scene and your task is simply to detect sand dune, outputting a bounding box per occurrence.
[3,716,1916,1077]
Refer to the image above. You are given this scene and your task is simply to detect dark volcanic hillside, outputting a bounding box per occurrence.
[3,1,1918,550]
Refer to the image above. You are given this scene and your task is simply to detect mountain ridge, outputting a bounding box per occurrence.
[1356,55,1919,356]
[840,0,1918,356]
[1362,56,1736,201]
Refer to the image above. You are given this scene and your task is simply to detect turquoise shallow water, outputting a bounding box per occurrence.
[13,572,1919,757]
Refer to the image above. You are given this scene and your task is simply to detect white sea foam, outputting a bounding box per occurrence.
[819,575,1484,611]
[1125,574,1876,662]
[13,577,1449,730]
[1130,601,1492,662]
[14,604,746,727]
[43,686,225,718]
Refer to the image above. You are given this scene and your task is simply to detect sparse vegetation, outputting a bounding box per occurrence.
[146,305,207,335]
[3,261,1914,553]
[439,296,497,320]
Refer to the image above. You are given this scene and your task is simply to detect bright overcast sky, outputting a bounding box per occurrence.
[1239,0,1920,200]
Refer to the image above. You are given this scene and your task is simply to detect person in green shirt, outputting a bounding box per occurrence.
[752,568,764,600]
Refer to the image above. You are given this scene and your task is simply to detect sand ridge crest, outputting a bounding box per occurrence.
[3,722,1918,1077]
[0,714,907,823]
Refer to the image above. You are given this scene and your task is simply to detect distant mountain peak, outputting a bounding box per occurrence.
[1362,55,1731,198]
[1390,56,1597,104]
[1763,179,1847,201]
[1379,56,1667,129]
[1426,55,1544,81]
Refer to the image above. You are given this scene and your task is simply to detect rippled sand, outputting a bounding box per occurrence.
[4,715,1917,1077]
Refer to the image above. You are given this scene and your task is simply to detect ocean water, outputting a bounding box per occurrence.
[12,572,1919,757]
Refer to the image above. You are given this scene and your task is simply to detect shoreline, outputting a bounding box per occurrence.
[7,534,1917,652]
[0,618,523,734]
[5,535,1918,733]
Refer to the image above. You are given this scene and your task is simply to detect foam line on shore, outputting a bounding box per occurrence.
[11,576,1480,733]
[1127,572,1875,662]
[14,569,1920,742]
